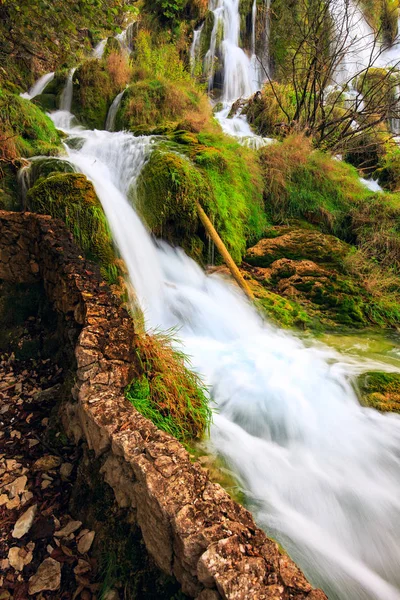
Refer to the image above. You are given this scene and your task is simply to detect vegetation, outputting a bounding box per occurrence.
[26,173,121,285]
[72,53,131,129]
[137,132,266,263]
[126,331,212,445]
[359,0,399,44]
[0,0,131,91]
[0,88,61,161]
[358,371,400,413]
[115,31,214,134]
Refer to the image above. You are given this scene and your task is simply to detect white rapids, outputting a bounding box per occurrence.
[46,110,400,600]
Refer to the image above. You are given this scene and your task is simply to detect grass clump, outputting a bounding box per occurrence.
[259,134,369,236]
[115,31,214,134]
[126,331,212,445]
[358,371,400,413]
[0,88,61,160]
[26,172,120,285]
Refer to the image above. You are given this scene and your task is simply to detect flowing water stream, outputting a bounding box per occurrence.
[22,2,400,596]
[44,109,400,600]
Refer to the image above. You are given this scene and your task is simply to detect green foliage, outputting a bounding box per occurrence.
[0,88,61,159]
[126,331,212,444]
[359,0,399,43]
[358,371,400,413]
[259,135,369,237]
[137,133,266,263]
[26,173,117,282]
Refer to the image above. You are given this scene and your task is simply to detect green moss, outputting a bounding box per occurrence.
[0,88,61,159]
[136,149,208,258]
[126,331,212,445]
[26,173,117,279]
[359,0,399,44]
[137,133,266,263]
[72,59,118,130]
[115,78,210,134]
[358,371,400,413]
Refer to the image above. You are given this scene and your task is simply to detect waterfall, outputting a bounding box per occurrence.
[190,24,204,73]
[20,72,55,100]
[59,67,76,112]
[105,89,126,132]
[93,39,107,59]
[48,109,400,600]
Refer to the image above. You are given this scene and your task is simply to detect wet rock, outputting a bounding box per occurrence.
[28,557,62,595]
[12,504,37,539]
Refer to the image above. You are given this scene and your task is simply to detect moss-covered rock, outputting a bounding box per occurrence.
[137,133,266,263]
[244,226,400,329]
[72,59,120,129]
[0,88,61,159]
[26,173,118,283]
[358,371,400,413]
[115,78,212,134]
[359,0,399,44]
[33,70,69,112]
[26,157,76,190]
[136,149,209,258]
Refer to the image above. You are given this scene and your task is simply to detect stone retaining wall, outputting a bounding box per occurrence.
[0,210,327,600]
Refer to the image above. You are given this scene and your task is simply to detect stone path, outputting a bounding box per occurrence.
[0,353,102,599]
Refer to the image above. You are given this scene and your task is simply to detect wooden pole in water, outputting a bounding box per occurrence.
[196,200,254,300]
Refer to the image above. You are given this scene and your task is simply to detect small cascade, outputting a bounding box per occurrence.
[105,89,126,132]
[92,39,107,59]
[20,72,55,100]
[59,67,76,112]
[190,23,204,73]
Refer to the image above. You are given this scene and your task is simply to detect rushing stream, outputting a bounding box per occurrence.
[45,109,400,600]
[22,1,400,597]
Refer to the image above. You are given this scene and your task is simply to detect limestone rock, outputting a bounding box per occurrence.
[77,530,95,554]
[60,462,73,480]
[32,455,62,472]
[8,547,25,571]
[54,519,82,538]
[12,504,37,539]
[28,557,61,595]
[5,475,27,497]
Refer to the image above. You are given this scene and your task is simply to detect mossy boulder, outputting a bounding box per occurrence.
[358,371,400,413]
[244,226,400,329]
[26,157,76,190]
[72,59,119,130]
[136,149,208,259]
[0,88,61,159]
[115,78,212,134]
[137,133,266,263]
[26,173,117,282]
[359,0,399,44]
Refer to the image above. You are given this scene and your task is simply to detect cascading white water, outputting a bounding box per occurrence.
[200,0,271,147]
[20,72,55,100]
[59,67,76,112]
[92,38,107,59]
[105,89,126,132]
[46,106,400,600]
[190,24,204,73]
